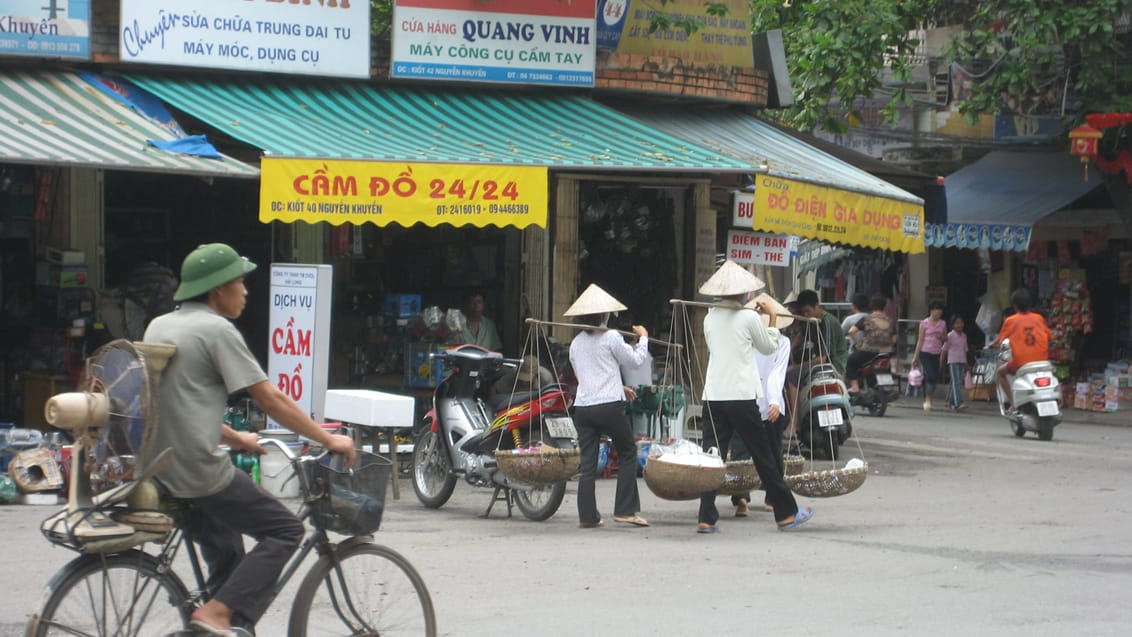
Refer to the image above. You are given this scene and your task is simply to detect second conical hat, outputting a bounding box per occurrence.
[745,292,794,330]
[698,260,765,296]
[564,283,628,317]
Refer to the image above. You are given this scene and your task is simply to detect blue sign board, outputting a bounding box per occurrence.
[0,0,91,59]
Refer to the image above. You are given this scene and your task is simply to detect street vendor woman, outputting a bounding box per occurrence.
[567,283,651,529]
[143,243,356,635]
[697,260,813,533]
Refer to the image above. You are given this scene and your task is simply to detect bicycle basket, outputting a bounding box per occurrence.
[303,451,390,536]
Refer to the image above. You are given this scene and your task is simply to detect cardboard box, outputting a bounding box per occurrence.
[384,293,422,318]
[1073,394,1089,410]
[403,343,449,388]
[46,247,85,265]
[1075,382,1090,395]
[1106,374,1132,388]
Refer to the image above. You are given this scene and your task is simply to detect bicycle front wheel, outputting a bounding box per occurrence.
[28,550,191,637]
[289,540,436,637]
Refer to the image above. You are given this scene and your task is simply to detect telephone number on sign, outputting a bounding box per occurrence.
[436,204,483,215]
[489,203,529,214]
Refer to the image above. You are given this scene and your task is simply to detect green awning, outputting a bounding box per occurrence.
[616,105,922,204]
[0,70,258,178]
[126,76,751,172]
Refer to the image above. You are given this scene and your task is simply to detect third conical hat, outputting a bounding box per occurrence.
[745,292,794,330]
[698,260,765,296]
[564,283,627,317]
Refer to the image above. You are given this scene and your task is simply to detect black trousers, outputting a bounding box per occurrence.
[574,401,640,523]
[701,400,797,525]
[730,415,786,506]
[184,470,304,625]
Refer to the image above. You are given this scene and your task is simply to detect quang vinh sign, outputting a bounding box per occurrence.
[751,176,924,254]
[259,158,548,228]
[391,0,596,86]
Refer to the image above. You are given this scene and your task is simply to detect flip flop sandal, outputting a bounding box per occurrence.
[777,507,814,531]
[614,515,649,527]
[697,524,719,534]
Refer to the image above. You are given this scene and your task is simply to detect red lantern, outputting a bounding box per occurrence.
[1068,124,1102,180]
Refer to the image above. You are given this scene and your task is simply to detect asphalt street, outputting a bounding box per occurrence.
[2,401,1130,636]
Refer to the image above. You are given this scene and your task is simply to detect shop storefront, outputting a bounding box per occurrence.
[925,150,1129,382]
[0,69,260,425]
[123,75,753,389]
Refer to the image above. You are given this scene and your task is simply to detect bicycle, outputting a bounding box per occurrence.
[27,438,437,636]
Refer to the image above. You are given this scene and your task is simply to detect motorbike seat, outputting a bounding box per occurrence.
[1015,360,1054,375]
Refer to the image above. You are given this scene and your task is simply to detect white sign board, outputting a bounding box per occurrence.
[119,0,370,78]
[391,0,595,86]
[268,263,333,426]
[725,230,795,267]
[732,190,755,227]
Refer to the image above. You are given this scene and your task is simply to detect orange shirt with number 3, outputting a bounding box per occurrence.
[999,311,1051,372]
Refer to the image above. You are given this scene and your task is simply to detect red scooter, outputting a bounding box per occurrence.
[410,345,578,521]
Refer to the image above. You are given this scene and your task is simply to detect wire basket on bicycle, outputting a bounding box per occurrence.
[302,450,391,536]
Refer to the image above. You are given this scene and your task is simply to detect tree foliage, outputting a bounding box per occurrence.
[945,0,1132,122]
[748,0,925,133]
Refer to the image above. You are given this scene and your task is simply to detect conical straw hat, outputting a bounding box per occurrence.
[698,260,765,296]
[564,283,627,317]
[745,292,794,330]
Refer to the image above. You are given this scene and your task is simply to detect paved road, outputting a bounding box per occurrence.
[2,404,1130,636]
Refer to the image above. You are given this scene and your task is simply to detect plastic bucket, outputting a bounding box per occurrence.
[260,442,302,499]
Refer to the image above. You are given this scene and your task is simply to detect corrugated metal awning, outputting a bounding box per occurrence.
[0,70,258,177]
[617,105,925,253]
[925,151,1102,252]
[616,105,924,205]
[125,76,752,172]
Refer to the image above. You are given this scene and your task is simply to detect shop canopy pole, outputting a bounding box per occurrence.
[669,299,816,323]
[524,318,683,348]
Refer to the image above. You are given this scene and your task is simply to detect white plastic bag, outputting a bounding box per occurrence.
[976,294,1002,341]
[647,439,724,468]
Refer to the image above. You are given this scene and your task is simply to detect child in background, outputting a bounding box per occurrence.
[941,315,970,411]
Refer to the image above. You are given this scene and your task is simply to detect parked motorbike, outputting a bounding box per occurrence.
[411,345,578,521]
[794,363,853,459]
[848,352,900,417]
[993,339,1062,441]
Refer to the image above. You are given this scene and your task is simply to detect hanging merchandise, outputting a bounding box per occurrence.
[1046,268,1092,374]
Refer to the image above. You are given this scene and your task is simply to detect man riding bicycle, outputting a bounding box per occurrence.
[143,243,355,635]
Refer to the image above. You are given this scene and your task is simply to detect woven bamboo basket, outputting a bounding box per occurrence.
[643,456,726,501]
[718,460,759,496]
[784,454,806,476]
[718,455,811,495]
[785,463,868,498]
[495,446,580,486]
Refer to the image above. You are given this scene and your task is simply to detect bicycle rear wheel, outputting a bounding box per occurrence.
[289,540,436,637]
[28,550,191,637]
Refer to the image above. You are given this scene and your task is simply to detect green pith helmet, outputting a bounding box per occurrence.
[173,243,257,302]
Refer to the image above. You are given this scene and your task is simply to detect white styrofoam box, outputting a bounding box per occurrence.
[20,492,62,505]
[324,389,415,428]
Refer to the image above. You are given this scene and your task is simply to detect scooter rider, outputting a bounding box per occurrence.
[991,289,1051,411]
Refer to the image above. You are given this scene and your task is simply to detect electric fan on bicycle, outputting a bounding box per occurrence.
[40,339,177,546]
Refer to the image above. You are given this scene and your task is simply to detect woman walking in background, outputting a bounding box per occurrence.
[941,315,970,411]
[912,301,947,411]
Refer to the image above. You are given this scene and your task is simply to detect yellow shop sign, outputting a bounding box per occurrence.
[260,158,549,228]
[751,176,924,253]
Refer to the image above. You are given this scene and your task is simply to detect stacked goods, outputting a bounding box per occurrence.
[1103,363,1132,412]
